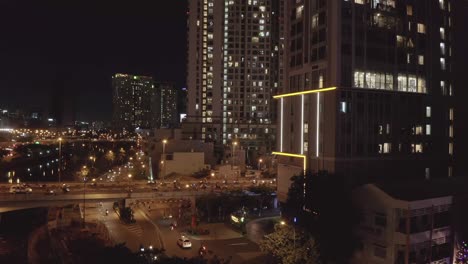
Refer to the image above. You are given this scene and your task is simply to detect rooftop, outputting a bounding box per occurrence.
[375,178,468,201]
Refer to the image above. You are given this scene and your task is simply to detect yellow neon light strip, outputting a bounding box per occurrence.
[273,87,337,99]
[272,151,307,173]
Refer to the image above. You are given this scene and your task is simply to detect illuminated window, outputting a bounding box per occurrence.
[340,101,347,113]
[417,23,426,34]
[407,5,413,16]
[426,106,431,118]
[418,55,424,65]
[440,58,446,70]
[440,28,445,40]
[449,143,453,155]
[426,124,431,135]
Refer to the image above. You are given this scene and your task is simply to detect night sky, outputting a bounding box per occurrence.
[0,1,187,121]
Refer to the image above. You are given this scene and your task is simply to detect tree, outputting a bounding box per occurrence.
[456,241,468,264]
[248,185,274,216]
[260,223,321,264]
[283,171,360,264]
[105,150,115,165]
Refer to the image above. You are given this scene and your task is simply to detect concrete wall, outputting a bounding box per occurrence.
[276,163,303,203]
[163,152,206,176]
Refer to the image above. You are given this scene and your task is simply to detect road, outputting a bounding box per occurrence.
[85,202,162,252]
[141,206,266,264]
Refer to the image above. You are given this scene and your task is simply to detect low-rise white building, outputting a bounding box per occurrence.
[162,152,209,177]
[353,183,453,264]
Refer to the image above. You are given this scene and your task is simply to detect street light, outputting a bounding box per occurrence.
[128,174,132,193]
[161,139,168,181]
[58,137,62,184]
[82,166,88,229]
[232,141,238,180]
[89,156,96,167]
[258,158,263,170]
[280,219,296,261]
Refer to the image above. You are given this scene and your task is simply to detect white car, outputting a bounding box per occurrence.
[177,236,192,249]
[9,185,32,194]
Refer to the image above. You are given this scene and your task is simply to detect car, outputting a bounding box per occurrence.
[62,184,70,193]
[9,185,32,194]
[45,189,56,195]
[177,236,192,249]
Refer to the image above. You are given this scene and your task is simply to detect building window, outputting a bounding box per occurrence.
[441,81,447,95]
[426,106,431,118]
[407,5,413,16]
[439,0,445,9]
[449,108,454,121]
[440,58,446,70]
[340,101,347,113]
[425,168,430,179]
[417,23,426,34]
[440,43,446,55]
[304,123,309,133]
[355,0,365,4]
[426,124,431,135]
[374,245,387,259]
[449,143,453,155]
[440,27,445,40]
[449,125,453,138]
[383,143,391,153]
[448,166,453,177]
[304,141,308,152]
[418,55,424,65]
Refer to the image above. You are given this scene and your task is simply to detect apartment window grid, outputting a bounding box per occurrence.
[222,0,273,142]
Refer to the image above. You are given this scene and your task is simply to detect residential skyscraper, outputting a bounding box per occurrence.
[112,73,153,131]
[153,82,178,128]
[186,0,283,162]
[276,0,458,199]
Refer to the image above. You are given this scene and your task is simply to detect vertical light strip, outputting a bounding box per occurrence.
[301,95,304,154]
[280,98,284,152]
[316,92,320,157]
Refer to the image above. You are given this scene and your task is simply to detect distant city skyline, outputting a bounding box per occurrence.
[0,1,187,121]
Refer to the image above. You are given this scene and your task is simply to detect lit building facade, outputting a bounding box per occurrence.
[276,0,456,198]
[186,0,283,161]
[112,73,153,131]
[153,82,178,128]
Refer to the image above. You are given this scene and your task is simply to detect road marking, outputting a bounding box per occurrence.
[228,242,248,246]
[126,223,143,237]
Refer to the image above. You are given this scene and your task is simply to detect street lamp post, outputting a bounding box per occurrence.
[58,137,62,184]
[258,158,263,170]
[231,141,237,179]
[161,139,167,181]
[82,166,88,229]
[280,219,296,261]
[128,174,132,193]
[89,156,96,169]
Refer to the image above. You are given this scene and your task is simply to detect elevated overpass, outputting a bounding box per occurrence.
[0,189,207,213]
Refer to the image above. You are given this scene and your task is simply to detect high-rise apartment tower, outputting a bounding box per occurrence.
[186,0,284,162]
[112,73,153,131]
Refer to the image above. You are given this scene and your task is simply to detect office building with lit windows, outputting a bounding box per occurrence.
[112,73,154,131]
[186,0,283,162]
[276,0,458,200]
